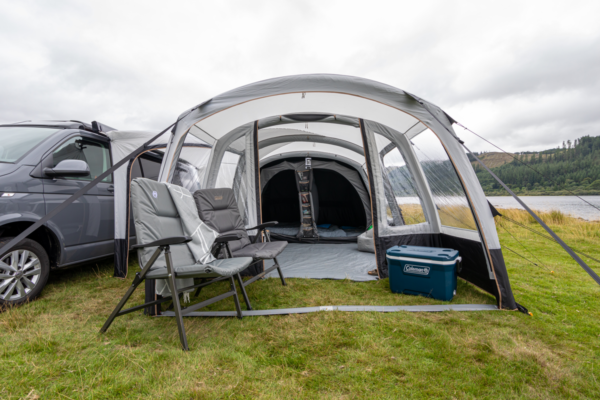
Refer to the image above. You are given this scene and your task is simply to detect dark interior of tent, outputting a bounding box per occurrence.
[260,157,378,281]
[261,157,368,236]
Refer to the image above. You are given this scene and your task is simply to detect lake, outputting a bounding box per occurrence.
[396,196,600,221]
[487,196,600,221]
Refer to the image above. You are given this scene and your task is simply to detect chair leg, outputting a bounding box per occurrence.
[229,276,243,319]
[236,273,252,310]
[165,247,189,351]
[274,256,287,286]
[100,246,164,333]
[100,277,143,333]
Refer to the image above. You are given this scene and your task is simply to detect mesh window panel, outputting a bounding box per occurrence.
[374,133,426,226]
[382,147,427,225]
[411,130,477,230]
[172,146,211,193]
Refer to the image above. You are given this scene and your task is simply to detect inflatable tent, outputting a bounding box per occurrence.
[112,74,518,310]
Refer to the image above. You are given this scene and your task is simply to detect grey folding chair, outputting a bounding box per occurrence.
[100,178,253,351]
[193,188,287,310]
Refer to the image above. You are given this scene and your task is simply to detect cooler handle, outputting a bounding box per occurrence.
[455,257,463,274]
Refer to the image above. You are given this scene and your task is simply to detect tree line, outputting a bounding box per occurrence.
[471,135,600,195]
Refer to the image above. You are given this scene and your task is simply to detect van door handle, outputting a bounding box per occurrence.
[107,185,114,193]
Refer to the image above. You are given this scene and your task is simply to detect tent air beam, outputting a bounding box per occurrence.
[258,113,360,129]
[259,134,364,155]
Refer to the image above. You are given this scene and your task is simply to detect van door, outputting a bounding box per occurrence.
[42,134,114,266]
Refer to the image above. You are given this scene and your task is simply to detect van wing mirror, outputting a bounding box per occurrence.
[44,160,90,178]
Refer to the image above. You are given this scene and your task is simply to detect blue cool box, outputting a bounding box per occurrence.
[386,245,461,301]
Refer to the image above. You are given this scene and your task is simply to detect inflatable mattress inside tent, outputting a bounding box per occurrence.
[111,74,518,310]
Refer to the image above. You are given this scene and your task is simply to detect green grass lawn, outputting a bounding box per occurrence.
[1,211,599,399]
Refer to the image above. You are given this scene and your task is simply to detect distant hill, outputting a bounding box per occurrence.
[471,135,600,196]
[469,152,513,169]
[384,135,600,197]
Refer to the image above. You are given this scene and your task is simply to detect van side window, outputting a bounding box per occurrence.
[139,157,161,180]
[52,137,112,182]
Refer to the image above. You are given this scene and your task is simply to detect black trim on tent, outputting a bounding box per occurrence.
[488,200,502,218]
[285,113,333,122]
[114,239,128,278]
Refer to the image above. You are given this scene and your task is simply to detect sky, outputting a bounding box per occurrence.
[0,0,599,153]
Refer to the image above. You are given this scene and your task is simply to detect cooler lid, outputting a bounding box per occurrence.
[386,245,459,262]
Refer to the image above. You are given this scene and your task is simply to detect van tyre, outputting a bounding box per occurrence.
[0,237,49,307]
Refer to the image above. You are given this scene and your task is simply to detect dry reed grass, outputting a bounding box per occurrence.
[496,208,600,240]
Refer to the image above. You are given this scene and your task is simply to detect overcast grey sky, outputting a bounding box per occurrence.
[1,0,598,152]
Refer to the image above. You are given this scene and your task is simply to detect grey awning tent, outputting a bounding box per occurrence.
[132,73,518,310]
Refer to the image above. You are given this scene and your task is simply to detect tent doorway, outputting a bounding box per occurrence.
[260,157,377,280]
[261,158,370,242]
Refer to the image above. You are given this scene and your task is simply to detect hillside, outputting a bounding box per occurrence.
[471,135,600,196]
[469,152,514,168]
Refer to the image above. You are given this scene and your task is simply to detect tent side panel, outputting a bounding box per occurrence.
[439,234,500,298]
[428,112,516,310]
[359,119,384,276]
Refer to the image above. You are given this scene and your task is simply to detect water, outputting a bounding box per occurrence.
[396,196,600,221]
[487,196,600,221]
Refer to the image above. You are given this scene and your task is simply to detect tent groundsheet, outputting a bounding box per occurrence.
[264,243,377,281]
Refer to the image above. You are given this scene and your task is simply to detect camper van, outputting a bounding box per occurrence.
[0,121,163,306]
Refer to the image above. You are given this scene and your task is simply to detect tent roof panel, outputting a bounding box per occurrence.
[192,92,421,143]
[259,142,365,164]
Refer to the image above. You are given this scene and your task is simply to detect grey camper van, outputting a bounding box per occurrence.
[0,121,163,306]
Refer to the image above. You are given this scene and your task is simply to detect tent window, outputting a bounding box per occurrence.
[139,157,161,180]
[216,152,241,188]
[130,159,143,180]
[173,146,211,193]
[411,130,477,231]
[373,132,426,226]
[381,148,426,225]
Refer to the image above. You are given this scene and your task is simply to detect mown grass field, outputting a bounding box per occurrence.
[1,209,599,399]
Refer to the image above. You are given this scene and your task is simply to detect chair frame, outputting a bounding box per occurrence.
[216,222,287,311]
[100,235,246,351]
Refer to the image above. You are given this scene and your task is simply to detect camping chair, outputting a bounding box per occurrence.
[100,179,253,351]
[193,188,287,310]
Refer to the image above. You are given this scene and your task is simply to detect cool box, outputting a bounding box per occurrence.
[386,245,461,301]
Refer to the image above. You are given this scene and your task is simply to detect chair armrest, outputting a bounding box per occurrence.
[214,233,242,243]
[132,236,192,249]
[246,221,278,231]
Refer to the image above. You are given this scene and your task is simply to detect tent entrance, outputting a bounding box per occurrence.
[262,165,368,242]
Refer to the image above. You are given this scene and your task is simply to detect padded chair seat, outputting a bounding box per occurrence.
[232,241,288,260]
[145,257,253,279]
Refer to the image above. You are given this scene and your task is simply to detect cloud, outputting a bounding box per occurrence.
[0,0,599,152]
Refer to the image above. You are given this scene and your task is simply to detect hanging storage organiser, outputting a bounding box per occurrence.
[296,168,318,239]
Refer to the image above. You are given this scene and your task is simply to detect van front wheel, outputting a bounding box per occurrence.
[0,237,50,306]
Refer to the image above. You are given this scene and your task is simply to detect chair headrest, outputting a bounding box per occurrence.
[131,178,178,218]
[194,188,237,212]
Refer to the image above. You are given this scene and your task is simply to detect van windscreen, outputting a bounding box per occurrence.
[0,127,59,162]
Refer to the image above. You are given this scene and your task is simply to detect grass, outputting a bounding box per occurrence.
[1,209,600,399]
